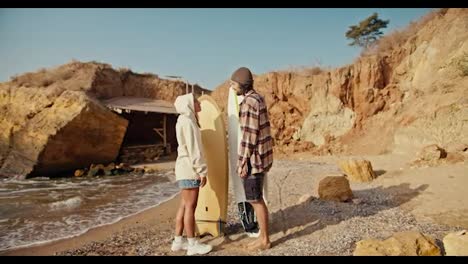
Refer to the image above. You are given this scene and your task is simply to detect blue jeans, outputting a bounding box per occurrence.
[178,179,201,189]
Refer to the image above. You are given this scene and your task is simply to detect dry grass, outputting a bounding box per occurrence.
[8,60,114,88]
[281,65,328,77]
[362,8,449,57]
[303,66,325,75]
[118,67,132,73]
[10,67,72,87]
[118,67,158,78]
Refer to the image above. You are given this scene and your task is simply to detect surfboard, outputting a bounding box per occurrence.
[227,88,246,204]
[195,95,229,237]
[227,87,269,235]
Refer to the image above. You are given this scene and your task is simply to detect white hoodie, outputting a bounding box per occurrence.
[174,93,208,181]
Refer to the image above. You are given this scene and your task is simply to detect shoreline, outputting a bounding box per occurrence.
[2,156,467,256]
[1,194,180,256]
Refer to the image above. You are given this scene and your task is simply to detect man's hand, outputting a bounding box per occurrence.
[198,176,207,188]
[239,165,248,179]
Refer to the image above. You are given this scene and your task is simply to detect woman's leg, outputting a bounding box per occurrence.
[180,183,213,255]
[181,187,199,238]
[174,196,185,236]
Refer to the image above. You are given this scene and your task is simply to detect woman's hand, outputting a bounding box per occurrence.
[198,176,207,188]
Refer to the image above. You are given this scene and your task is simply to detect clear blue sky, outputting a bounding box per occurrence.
[0,8,433,90]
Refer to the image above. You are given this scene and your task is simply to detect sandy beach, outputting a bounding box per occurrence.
[2,153,467,256]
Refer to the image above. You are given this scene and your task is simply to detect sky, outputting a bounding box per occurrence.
[0,8,433,90]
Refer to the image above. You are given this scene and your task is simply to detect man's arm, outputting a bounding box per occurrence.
[237,101,260,178]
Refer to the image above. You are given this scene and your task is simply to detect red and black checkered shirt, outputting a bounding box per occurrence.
[237,89,274,176]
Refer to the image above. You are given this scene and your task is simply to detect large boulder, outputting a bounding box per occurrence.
[418,144,447,161]
[338,159,376,182]
[443,230,468,256]
[0,86,128,178]
[318,176,353,202]
[445,143,468,154]
[410,144,467,167]
[353,231,442,256]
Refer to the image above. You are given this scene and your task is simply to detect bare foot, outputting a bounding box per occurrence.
[241,239,259,249]
[247,239,259,248]
[249,241,271,251]
[244,239,271,251]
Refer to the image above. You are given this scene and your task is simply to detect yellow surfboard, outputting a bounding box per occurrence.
[195,95,229,237]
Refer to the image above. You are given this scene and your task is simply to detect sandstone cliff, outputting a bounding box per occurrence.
[212,8,468,156]
[0,62,209,178]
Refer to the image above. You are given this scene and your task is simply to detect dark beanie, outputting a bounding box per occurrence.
[231,67,253,88]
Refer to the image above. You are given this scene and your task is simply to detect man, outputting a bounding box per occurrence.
[230,67,273,250]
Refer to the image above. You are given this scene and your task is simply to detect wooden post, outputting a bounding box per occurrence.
[163,114,167,152]
[153,114,169,154]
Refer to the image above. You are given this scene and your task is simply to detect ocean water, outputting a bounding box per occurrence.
[0,170,179,252]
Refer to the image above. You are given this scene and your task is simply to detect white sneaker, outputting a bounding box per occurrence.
[186,240,213,256]
[171,239,188,251]
[247,231,260,238]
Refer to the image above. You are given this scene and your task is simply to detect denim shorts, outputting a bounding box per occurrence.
[178,179,201,189]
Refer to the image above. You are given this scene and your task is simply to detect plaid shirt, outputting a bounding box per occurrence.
[237,89,274,176]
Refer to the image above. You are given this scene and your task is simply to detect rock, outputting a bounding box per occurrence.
[0,87,128,178]
[74,169,85,177]
[443,230,468,256]
[318,176,353,202]
[354,239,389,256]
[111,169,122,176]
[353,231,442,256]
[297,194,314,204]
[445,152,466,164]
[445,143,468,153]
[338,159,376,182]
[144,168,156,174]
[103,163,115,176]
[352,198,363,205]
[311,173,343,197]
[418,144,447,161]
[410,144,464,167]
[144,149,156,160]
[88,164,105,177]
[394,104,468,157]
[116,163,134,172]
[134,168,144,174]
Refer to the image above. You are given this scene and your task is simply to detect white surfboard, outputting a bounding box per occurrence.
[227,87,268,236]
[227,87,246,204]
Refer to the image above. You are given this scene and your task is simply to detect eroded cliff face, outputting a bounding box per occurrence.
[212,8,468,156]
[0,61,210,178]
[0,87,128,178]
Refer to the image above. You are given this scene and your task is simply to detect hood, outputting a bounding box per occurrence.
[174,93,196,119]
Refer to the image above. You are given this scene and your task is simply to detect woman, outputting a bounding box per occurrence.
[171,93,212,256]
